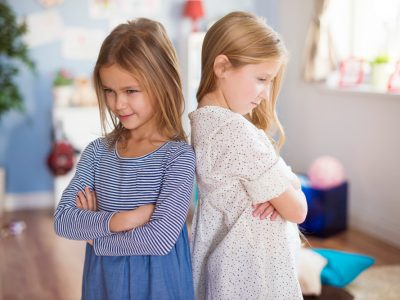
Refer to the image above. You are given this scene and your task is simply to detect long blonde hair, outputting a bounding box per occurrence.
[93,18,186,146]
[197,11,288,149]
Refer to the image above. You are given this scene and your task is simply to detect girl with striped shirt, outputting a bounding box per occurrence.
[54,18,195,300]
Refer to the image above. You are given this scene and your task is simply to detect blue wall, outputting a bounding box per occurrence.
[0,0,277,195]
[0,0,110,194]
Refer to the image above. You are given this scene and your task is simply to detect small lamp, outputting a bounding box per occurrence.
[183,0,205,32]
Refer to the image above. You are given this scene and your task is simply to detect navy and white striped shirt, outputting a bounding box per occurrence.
[54,138,195,256]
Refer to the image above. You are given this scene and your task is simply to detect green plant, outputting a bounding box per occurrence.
[0,1,35,118]
[53,69,74,87]
[371,55,389,65]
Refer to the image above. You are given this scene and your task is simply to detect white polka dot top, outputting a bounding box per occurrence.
[189,106,302,300]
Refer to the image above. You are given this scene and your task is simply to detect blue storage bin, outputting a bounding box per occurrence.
[298,174,348,237]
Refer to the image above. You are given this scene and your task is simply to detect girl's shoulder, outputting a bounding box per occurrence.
[85,137,110,153]
[80,137,113,160]
[189,105,239,127]
[189,106,257,143]
[164,140,195,158]
[162,140,195,167]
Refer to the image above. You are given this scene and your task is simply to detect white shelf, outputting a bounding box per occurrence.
[52,106,104,207]
[314,80,400,98]
[53,106,103,151]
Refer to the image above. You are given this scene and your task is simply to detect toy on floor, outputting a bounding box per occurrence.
[0,220,26,238]
[308,155,346,189]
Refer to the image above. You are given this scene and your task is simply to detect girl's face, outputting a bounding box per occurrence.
[219,60,282,115]
[99,64,156,133]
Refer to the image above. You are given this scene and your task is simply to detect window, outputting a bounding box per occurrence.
[329,0,400,62]
[327,0,400,93]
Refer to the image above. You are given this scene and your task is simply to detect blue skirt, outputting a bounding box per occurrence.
[81,226,194,300]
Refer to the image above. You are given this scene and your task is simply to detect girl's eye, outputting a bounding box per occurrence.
[126,89,139,94]
[258,78,274,83]
[103,88,113,94]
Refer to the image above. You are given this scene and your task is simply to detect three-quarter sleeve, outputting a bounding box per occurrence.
[54,139,116,240]
[210,116,292,204]
[93,145,195,256]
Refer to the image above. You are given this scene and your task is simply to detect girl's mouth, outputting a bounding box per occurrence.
[118,113,135,120]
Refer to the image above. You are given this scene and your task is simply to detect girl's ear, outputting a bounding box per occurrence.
[213,54,231,78]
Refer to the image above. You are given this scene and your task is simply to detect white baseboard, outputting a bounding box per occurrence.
[3,192,54,211]
[350,213,400,249]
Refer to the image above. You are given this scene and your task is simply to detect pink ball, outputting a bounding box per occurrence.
[307,156,346,189]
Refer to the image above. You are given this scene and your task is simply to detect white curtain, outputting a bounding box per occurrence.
[303,0,338,82]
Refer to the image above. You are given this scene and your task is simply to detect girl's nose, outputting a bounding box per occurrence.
[115,94,127,110]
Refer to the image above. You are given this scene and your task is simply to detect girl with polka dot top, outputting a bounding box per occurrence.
[189,11,307,300]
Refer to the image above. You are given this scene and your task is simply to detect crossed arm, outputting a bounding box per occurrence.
[251,172,305,223]
[76,186,155,245]
[54,140,196,256]
[212,117,307,224]
[74,171,303,241]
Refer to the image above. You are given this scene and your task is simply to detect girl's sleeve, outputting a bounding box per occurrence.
[93,145,195,256]
[211,116,292,204]
[54,139,116,240]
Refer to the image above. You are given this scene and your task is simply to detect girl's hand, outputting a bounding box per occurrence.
[109,204,156,233]
[76,187,97,245]
[76,187,97,211]
[252,202,280,221]
[132,204,156,227]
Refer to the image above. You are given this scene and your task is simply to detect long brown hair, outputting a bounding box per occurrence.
[197,11,288,149]
[93,18,186,146]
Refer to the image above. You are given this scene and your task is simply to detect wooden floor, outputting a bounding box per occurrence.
[306,230,400,266]
[0,210,85,300]
[1,209,400,300]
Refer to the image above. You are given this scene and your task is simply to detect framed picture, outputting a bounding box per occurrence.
[338,57,364,87]
[388,60,400,93]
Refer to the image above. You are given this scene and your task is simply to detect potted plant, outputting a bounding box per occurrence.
[0,1,35,118]
[52,69,74,107]
[370,54,391,91]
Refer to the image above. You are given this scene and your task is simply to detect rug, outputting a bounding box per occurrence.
[345,265,400,300]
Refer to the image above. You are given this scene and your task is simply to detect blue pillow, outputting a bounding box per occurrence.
[312,248,375,288]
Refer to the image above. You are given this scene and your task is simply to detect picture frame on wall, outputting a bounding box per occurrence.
[388,60,400,93]
[338,57,364,87]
